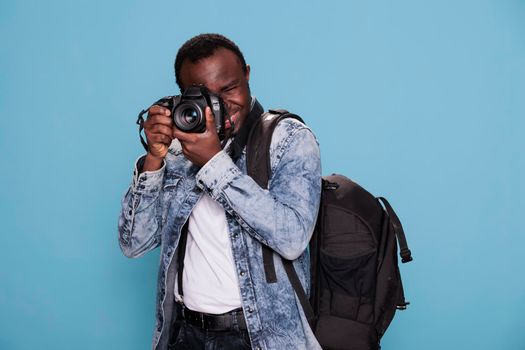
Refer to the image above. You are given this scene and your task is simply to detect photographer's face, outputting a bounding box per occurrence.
[179,48,251,136]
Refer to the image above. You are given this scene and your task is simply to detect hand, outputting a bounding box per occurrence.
[173,107,221,167]
[142,105,174,171]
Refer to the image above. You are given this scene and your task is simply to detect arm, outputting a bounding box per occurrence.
[118,156,166,258]
[195,121,322,260]
[118,104,175,258]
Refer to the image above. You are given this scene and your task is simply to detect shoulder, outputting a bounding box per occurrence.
[271,114,318,149]
[275,116,308,134]
[268,114,320,170]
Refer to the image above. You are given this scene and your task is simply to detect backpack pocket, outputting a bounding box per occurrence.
[319,206,377,322]
[316,249,379,350]
[322,205,376,258]
[319,249,376,323]
[315,314,378,350]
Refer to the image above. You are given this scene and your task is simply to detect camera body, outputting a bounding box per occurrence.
[154,86,228,140]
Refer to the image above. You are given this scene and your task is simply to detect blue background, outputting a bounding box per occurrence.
[1,0,524,349]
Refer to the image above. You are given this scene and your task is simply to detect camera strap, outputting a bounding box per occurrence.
[136,96,175,152]
[227,99,264,162]
[177,221,189,300]
[136,108,150,152]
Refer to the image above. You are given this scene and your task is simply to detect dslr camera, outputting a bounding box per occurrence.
[136,86,229,150]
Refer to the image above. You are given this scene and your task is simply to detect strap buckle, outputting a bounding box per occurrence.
[400,247,413,263]
[397,301,410,310]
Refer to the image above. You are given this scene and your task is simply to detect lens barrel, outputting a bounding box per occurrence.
[173,101,206,132]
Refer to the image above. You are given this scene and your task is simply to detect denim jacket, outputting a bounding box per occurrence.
[118,105,322,350]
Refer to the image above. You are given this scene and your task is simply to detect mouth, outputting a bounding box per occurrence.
[225,112,239,130]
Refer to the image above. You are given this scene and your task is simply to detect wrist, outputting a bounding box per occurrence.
[141,153,164,172]
[146,152,164,161]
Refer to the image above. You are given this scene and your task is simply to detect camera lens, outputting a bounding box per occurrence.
[181,107,199,125]
[173,102,205,132]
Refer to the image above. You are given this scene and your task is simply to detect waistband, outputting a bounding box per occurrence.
[176,303,247,331]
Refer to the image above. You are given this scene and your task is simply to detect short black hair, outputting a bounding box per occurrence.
[174,33,247,91]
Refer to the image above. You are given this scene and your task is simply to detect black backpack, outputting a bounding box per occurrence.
[246,110,413,350]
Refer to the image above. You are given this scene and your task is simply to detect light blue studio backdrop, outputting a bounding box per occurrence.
[1,0,523,349]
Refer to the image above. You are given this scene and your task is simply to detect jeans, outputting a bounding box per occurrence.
[168,320,252,350]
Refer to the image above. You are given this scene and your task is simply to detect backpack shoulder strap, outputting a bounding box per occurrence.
[246,110,315,326]
[246,109,303,283]
[377,197,413,263]
[246,109,303,188]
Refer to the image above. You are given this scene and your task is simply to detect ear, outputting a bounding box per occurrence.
[245,64,251,82]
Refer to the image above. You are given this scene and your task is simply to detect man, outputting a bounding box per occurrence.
[118,33,322,350]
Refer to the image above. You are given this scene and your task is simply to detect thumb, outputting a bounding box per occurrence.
[205,106,217,134]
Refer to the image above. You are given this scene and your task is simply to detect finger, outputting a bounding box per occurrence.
[148,133,172,145]
[148,124,173,137]
[148,105,171,117]
[144,114,173,128]
[173,127,195,143]
[205,107,217,134]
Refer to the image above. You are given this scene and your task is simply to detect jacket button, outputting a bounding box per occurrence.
[240,271,245,277]
[247,306,253,313]
[128,210,132,215]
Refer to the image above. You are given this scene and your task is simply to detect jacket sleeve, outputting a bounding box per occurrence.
[117,156,166,258]
[195,121,322,260]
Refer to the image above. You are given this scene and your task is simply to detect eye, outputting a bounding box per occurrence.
[222,83,238,93]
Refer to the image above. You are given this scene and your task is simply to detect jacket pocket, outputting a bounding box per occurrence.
[163,176,181,191]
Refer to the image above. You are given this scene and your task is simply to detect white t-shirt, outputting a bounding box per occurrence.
[175,193,242,314]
